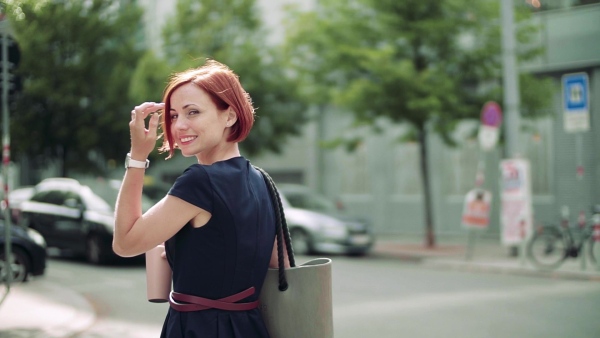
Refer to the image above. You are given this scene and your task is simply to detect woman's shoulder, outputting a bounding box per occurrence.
[204,156,248,172]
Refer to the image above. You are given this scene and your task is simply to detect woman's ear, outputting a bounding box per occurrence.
[226,107,238,127]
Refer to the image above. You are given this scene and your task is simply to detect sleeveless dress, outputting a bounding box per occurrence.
[160,157,275,338]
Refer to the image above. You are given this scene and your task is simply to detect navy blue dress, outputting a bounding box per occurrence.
[160,157,275,338]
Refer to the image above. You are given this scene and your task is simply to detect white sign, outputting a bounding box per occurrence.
[562,73,590,133]
[499,159,533,246]
[478,125,499,151]
[462,188,492,229]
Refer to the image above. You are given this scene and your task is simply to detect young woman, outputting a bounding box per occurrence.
[113,60,284,337]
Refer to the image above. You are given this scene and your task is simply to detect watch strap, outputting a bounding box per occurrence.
[126,153,149,169]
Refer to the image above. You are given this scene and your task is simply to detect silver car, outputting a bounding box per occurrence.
[278,184,374,256]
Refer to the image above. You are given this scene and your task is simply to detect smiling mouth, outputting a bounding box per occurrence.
[180,136,197,144]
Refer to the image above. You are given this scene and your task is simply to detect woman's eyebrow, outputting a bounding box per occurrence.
[170,104,196,111]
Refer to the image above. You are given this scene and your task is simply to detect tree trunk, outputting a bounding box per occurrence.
[417,125,435,248]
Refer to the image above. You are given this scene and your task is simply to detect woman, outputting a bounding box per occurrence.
[113,60,284,337]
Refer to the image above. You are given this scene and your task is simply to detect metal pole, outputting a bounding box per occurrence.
[501,0,524,260]
[1,22,12,289]
[501,0,521,159]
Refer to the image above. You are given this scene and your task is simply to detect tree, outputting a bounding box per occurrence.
[3,0,145,178]
[283,0,554,247]
[153,0,307,156]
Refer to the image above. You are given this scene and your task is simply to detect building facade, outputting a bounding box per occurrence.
[142,1,600,238]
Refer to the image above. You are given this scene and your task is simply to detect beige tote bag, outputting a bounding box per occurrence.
[254,166,334,338]
[260,258,333,338]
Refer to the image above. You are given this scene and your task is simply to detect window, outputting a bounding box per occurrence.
[339,143,370,194]
[521,118,553,195]
[440,122,480,196]
[392,142,423,195]
[35,190,68,206]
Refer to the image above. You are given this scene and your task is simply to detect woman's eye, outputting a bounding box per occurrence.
[188,110,199,116]
[170,114,178,120]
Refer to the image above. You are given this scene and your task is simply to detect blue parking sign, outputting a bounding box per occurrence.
[562,73,589,133]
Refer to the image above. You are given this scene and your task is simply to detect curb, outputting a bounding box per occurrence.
[371,244,600,283]
[422,259,600,283]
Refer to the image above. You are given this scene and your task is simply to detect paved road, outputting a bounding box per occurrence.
[43,254,600,338]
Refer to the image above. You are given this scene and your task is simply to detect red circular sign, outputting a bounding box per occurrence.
[481,102,503,127]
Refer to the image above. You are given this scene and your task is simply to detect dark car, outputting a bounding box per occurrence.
[0,221,47,282]
[19,178,152,264]
[7,186,35,224]
[278,184,375,256]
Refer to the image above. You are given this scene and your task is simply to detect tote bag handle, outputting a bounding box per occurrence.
[254,166,296,290]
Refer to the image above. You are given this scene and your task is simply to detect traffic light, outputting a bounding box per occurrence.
[0,34,21,107]
[0,10,21,109]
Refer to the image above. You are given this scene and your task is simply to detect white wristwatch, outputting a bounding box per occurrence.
[125,153,149,169]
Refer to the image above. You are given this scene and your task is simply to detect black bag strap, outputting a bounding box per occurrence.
[254,166,296,291]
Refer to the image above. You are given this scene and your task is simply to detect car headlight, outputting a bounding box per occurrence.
[27,228,46,248]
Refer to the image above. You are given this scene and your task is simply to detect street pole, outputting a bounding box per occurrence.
[1,17,12,291]
[501,0,524,260]
[501,0,521,159]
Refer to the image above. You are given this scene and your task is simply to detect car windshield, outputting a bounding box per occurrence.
[281,188,338,213]
[80,179,154,212]
[79,186,113,213]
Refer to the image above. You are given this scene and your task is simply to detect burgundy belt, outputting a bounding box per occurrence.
[169,287,259,312]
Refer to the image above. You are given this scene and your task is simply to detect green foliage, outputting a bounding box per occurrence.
[4,0,145,177]
[283,0,555,244]
[129,51,171,103]
[158,0,307,156]
[284,0,554,145]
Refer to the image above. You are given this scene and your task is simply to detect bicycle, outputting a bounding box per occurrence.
[527,205,600,271]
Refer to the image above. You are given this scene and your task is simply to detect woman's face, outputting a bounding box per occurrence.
[169,83,231,159]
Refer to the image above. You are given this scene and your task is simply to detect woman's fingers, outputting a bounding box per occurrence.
[147,113,160,140]
[128,102,165,156]
[131,102,164,124]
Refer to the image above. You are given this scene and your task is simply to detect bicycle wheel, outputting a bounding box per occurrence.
[527,228,567,270]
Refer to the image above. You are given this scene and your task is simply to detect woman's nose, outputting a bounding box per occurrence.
[173,118,188,130]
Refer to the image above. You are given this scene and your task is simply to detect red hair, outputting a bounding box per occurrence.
[159,60,255,158]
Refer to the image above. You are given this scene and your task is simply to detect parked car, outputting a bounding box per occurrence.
[7,186,35,224]
[277,184,375,256]
[0,220,47,282]
[19,177,152,264]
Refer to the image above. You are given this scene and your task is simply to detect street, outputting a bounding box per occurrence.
[42,254,600,338]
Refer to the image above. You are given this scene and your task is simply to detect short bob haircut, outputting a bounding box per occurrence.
[159,60,255,159]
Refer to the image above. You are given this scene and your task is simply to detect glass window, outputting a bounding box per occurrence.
[521,118,553,195]
[37,190,68,206]
[339,143,370,195]
[442,139,479,196]
[438,121,481,196]
[79,187,112,213]
[30,191,50,203]
[281,189,337,213]
[392,142,423,195]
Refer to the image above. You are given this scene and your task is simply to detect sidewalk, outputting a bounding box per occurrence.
[0,279,95,338]
[1,234,599,337]
[372,234,600,282]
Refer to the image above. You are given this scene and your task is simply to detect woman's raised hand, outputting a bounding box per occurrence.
[129,102,165,160]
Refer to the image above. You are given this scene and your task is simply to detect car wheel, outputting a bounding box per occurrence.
[0,247,31,283]
[290,228,312,255]
[86,235,106,265]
